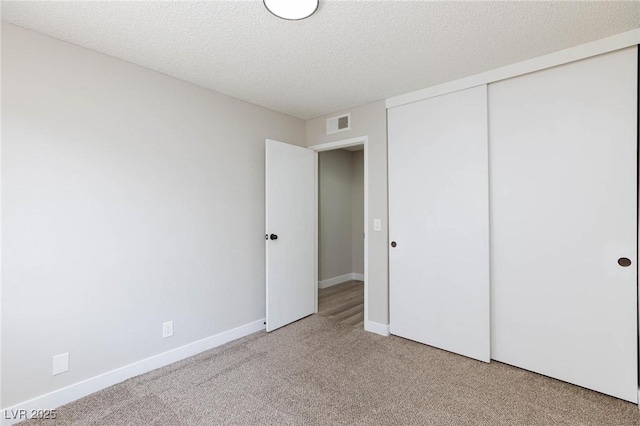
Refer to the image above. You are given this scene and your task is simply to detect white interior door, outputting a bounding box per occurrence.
[489,47,638,402]
[265,139,315,332]
[388,85,490,362]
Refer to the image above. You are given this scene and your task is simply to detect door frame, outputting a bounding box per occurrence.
[309,136,369,328]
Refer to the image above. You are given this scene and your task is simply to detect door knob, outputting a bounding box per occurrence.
[618,257,631,267]
[391,241,397,248]
[270,234,278,240]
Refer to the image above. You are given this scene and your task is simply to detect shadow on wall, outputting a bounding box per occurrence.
[318,148,364,286]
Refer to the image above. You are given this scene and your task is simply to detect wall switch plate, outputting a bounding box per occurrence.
[162,321,174,338]
[53,352,69,376]
[373,219,382,231]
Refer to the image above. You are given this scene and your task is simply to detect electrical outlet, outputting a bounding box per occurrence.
[53,352,69,376]
[373,219,382,231]
[162,321,173,338]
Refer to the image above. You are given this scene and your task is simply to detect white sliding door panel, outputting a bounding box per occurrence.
[489,47,638,402]
[389,85,490,362]
[265,139,315,332]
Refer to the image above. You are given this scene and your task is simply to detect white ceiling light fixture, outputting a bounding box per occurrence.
[264,0,319,21]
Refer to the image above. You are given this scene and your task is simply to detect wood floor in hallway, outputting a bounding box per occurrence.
[317,280,364,328]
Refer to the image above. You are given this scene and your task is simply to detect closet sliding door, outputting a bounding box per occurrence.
[489,47,638,402]
[388,85,490,362]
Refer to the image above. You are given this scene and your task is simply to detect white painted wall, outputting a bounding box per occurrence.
[351,150,364,275]
[318,150,353,281]
[317,149,364,282]
[306,102,388,325]
[1,24,305,408]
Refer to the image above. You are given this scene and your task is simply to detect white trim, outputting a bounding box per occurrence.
[309,136,367,152]
[318,272,365,289]
[0,319,265,426]
[318,273,353,289]
[386,28,640,109]
[311,136,370,332]
[313,151,319,313]
[365,320,390,337]
[0,78,3,418]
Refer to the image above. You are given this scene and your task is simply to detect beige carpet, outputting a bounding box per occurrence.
[21,315,640,425]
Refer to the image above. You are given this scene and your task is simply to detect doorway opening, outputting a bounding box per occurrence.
[310,137,368,330]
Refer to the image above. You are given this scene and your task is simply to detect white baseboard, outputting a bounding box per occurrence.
[318,272,364,289]
[352,273,364,281]
[1,319,265,426]
[364,320,390,336]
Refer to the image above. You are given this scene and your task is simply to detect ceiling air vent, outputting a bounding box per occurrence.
[326,113,351,135]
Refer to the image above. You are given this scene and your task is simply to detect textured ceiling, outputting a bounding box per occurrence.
[2,1,640,119]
